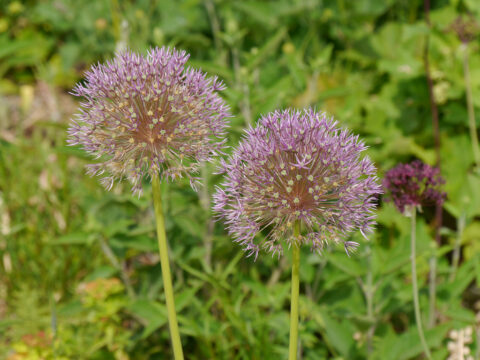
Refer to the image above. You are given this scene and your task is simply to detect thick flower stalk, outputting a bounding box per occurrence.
[68,47,230,195]
[213,108,381,259]
[214,109,380,359]
[68,47,230,360]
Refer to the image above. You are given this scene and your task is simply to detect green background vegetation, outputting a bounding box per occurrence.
[1,0,480,359]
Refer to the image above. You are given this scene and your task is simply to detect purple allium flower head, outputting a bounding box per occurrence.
[383,160,446,214]
[68,47,230,196]
[213,109,381,259]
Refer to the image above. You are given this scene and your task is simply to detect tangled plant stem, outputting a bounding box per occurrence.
[152,177,184,360]
[463,44,480,169]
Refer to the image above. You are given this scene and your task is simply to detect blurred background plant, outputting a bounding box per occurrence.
[1,0,480,359]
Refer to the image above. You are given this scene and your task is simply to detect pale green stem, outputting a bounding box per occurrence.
[476,326,480,360]
[365,245,374,357]
[410,208,432,360]
[463,43,480,168]
[427,253,436,329]
[450,213,466,282]
[152,177,184,360]
[200,164,213,270]
[110,0,121,42]
[204,0,227,66]
[288,222,301,360]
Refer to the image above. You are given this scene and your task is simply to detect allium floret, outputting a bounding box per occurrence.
[383,160,446,214]
[68,47,230,195]
[213,109,381,259]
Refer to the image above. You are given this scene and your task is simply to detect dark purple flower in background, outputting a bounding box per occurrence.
[383,160,446,214]
[213,109,381,259]
[68,47,230,196]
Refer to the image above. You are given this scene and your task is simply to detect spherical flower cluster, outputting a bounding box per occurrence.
[383,160,446,214]
[68,47,230,195]
[213,109,381,259]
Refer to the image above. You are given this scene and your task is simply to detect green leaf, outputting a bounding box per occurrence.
[109,234,156,252]
[127,299,167,338]
[84,266,118,282]
[373,323,450,360]
[314,306,355,358]
[51,232,95,245]
[327,251,366,277]
[245,27,287,70]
